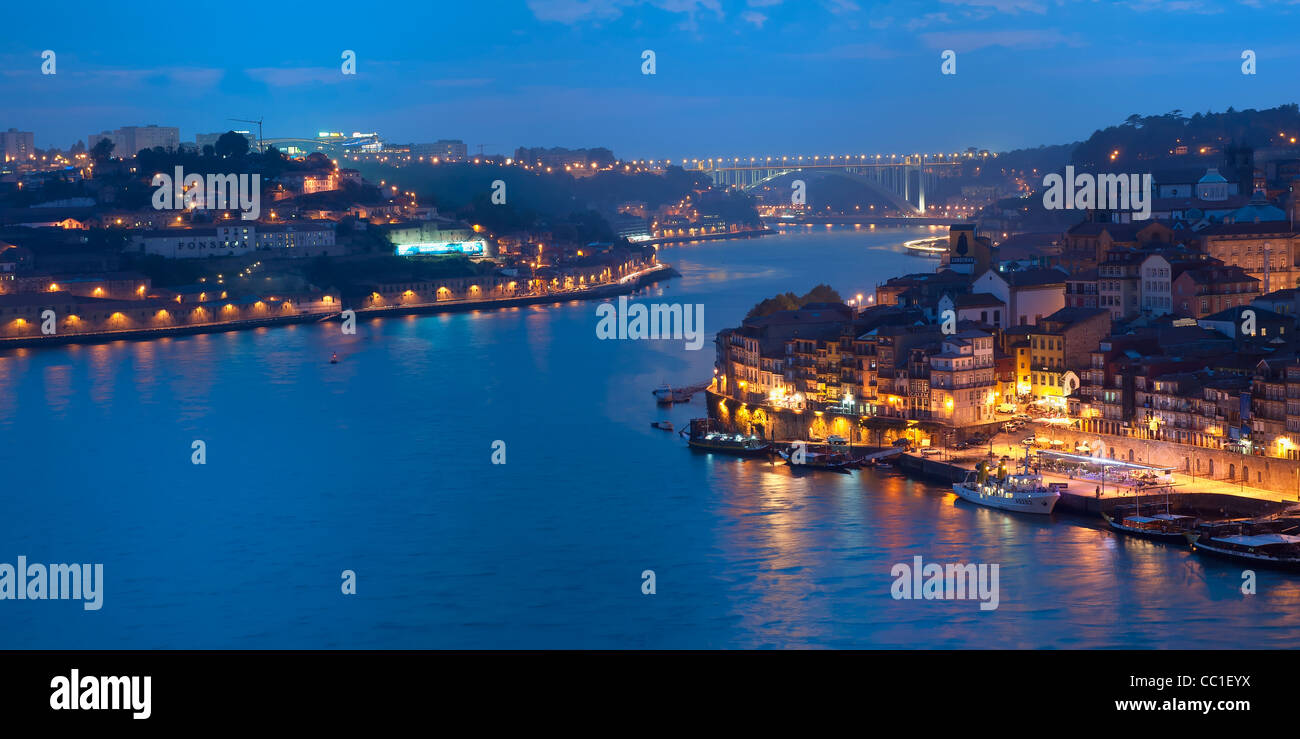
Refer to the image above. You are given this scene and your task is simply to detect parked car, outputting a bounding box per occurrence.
[953,441,971,450]
[920,447,942,456]
[892,438,912,448]
[1021,436,1037,446]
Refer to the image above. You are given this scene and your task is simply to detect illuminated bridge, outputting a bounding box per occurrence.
[260,132,383,156]
[636,154,973,214]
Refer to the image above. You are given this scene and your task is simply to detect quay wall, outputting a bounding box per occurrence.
[706,388,920,447]
[1031,424,1300,498]
[705,390,1300,497]
[0,264,678,350]
[893,453,1288,518]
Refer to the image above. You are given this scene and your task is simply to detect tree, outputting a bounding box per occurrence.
[214,131,249,159]
[90,137,115,163]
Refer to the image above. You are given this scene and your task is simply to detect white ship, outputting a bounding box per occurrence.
[952,450,1059,515]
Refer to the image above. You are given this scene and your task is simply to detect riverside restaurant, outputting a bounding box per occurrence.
[1033,450,1176,488]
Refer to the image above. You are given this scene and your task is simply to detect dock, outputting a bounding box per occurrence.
[893,451,1291,518]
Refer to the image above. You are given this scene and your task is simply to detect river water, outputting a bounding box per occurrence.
[3,224,1298,648]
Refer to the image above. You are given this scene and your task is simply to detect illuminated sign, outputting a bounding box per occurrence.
[395,240,487,256]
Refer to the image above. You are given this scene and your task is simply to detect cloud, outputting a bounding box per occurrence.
[526,0,722,24]
[244,66,347,86]
[741,10,768,25]
[940,0,1048,12]
[1127,0,1222,12]
[919,28,1085,51]
[812,43,900,60]
[904,12,952,30]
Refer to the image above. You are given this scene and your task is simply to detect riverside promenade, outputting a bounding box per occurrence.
[0,263,677,350]
[899,434,1295,518]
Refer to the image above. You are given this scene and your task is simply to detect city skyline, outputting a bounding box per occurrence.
[2,1,1298,156]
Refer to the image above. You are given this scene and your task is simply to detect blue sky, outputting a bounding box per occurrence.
[1,0,1297,157]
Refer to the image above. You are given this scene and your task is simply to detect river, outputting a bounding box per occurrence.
[3,224,1298,648]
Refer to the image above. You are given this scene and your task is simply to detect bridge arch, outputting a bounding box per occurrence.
[745,167,923,214]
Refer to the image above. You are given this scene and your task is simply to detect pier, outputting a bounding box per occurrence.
[892,450,1291,518]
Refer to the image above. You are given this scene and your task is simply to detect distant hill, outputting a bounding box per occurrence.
[1071,104,1300,169]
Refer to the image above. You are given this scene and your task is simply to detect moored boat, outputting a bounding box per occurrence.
[952,450,1058,514]
[653,384,693,405]
[777,447,853,473]
[1103,511,1199,543]
[684,418,772,457]
[1185,531,1300,570]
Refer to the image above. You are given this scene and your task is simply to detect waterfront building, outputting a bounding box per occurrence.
[128,223,338,259]
[716,303,855,405]
[0,289,338,339]
[1025,307,1110,409]
[940,224,995,275]
[927,329,996,426]
[377,220,485,257]
[4,272,150,300]
[254,223,340,256]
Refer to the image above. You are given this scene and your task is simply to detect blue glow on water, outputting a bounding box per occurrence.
[3,225,1299,648]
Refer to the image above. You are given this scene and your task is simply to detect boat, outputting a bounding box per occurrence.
[330,352,339,364]
[902,237,947,257]
[1103,511,1199,543]
[1185,531,1300,570]
[952,448,1058,514]
[777,447,853,473]
[684,418,772,457]
[1102,486,1198,543]
[652,384,693,405]
[650,421,674,431]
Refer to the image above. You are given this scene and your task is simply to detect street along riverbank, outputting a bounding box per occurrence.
[0,263,678,350]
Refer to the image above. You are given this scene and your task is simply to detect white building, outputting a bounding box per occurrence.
[972,268,1066,327]
[131,226,254,258]
[87,125,180,157]
[0,129,35,163]
[130,223,338,259]
[1139,253,1174,316]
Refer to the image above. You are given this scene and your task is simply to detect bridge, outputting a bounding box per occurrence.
[634,154,976,215]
